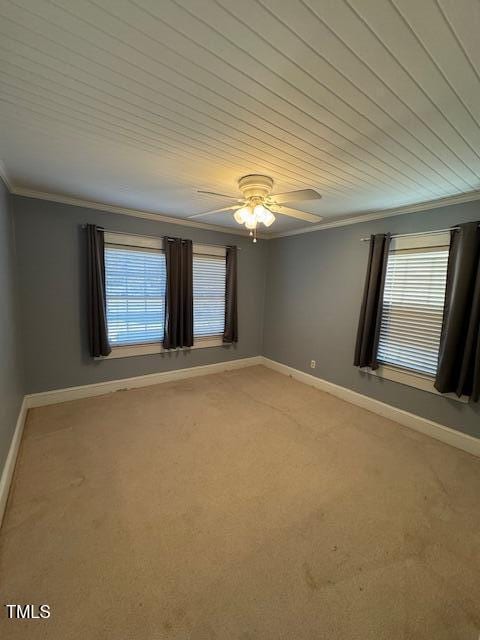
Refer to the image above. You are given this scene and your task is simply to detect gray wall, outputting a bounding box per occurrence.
[0,180,24,473]
[10,192,480,439]
[13,196,267,393]
[264,200,480,439]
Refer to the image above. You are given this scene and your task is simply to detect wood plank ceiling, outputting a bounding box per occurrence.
[0,0,479,233]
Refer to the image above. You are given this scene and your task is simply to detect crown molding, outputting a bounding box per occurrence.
[9,185,480,241]
[11,187,267,238]
[269,189,480,239]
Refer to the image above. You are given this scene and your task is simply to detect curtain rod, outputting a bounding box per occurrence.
[81,225,242,249]
[359,226,479,242]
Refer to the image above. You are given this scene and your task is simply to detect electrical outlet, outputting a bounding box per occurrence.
[310,360,316,369]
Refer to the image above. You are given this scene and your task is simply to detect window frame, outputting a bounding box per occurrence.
[104,235,166,350]
[193,246,227,340]
[362,231,466,401]
[99,233,228,359]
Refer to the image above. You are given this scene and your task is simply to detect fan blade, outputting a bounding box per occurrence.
[197,190,241,201]
[269,204,323,223]
[268,189,322,205]
[188,205,242,219]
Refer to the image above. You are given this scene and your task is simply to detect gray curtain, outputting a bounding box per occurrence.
[354,233,391,369]
[86,224,111,358]
[163,237,193,349]
[435,222,480,401]
[223,245,238,343]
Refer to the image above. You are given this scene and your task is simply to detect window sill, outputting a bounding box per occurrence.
[361,364,468,403]
[96,336,227,360]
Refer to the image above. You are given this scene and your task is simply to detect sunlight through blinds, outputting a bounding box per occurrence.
[193,254,226,337]
[377,247,449,376]
[105,246,166,346]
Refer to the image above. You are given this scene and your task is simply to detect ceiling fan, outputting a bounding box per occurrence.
[189,175,323,241]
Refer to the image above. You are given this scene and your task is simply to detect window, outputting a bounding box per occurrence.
[377,233,450,378]
[103,234,227,357]
[193,253,226,338]
[105,245,166,347]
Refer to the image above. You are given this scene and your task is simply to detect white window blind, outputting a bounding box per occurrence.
[105,245,166,346]
[193,254,226,337]
[377,245,449,376]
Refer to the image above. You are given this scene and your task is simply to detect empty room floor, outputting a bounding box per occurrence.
[1,366,479,640]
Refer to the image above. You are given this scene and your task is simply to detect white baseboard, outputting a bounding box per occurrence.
[0,398,28,527]
[261,357,480,458]
[25,356,264,408]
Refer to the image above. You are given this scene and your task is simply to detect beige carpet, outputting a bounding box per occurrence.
[1,365,480,639]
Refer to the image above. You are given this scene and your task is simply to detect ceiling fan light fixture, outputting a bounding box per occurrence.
[234,206,250,224]
[253,203,268,223]
[261,207,276,227]
[240,205,256,229]
[253,203,275,227]
[195,175,322,237]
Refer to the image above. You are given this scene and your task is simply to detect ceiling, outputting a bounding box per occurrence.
[1,0,480,235]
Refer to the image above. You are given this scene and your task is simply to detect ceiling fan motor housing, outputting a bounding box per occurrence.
[238,174,274,200]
